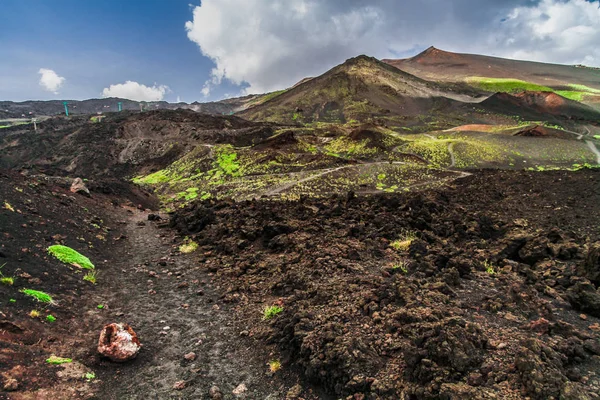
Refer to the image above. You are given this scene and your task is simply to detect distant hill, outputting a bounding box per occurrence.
[383,47,600,108]
[0,98,237,119]
[384,46,600,89]
[239,55,484,124]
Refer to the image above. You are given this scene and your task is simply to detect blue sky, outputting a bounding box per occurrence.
[1,0,599,102]
[0,0,241,102]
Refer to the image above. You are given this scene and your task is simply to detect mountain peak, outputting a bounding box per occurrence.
[342,54,380,66]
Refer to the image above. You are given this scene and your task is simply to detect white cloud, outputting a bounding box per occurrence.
[185,0,600,97]
[185,0,387,94]
[38,68,65,94]
[490,0,600,66]
[101,81,169,101]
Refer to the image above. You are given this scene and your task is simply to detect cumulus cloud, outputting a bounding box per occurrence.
[101,81,169,101]
[491,0,600,65]
[185,0,599,97]
[38,68,65,94]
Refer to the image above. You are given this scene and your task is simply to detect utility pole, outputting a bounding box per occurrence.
[118,102,122,112]
[63,101,69,116]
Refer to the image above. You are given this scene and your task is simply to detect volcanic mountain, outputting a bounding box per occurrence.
[238,55,484,124]
[384,46,600,90]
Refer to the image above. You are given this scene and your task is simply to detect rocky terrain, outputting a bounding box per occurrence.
[1,48,600,399]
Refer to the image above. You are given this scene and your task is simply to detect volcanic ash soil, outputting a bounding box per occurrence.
[171,169,600,399]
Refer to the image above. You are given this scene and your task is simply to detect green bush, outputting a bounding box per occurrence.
[48,245,95,269]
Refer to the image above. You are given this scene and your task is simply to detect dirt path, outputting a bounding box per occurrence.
[94,210,294,399]
[586,140,600,164]
[264,165,351,196]
[447,142,456,167]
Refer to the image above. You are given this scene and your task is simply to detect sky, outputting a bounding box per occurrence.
[1,0,599,103]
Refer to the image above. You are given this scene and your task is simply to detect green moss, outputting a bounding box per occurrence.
[48,245,95,269]
[324,137,377,158]
[46,355,72,364]
[554,91,587,102]
[133,170,174,185]
[466,77,554,93]
[466,77,600,102]
[1,276,14,285]
[21,289,54,303]
[179,239,198,253]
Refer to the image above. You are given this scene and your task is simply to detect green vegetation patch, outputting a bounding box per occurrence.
[466,77,600,102]
[48,245,95,269]
[263,305,284,320]
[46,355,72,365]
[466,77,553,93]
[324,137,378,158]
[179,239,198,254]
[214,145,241,177]
[133,169,180,185]
[21,289,54,303]
[83,270,97,284]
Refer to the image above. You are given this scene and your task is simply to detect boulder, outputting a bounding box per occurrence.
[70,178,90,197]
[97,323,141,362]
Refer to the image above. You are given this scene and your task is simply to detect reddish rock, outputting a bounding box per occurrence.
[527,318,550,334]
[70,177,90,197]
[97,323,141,362]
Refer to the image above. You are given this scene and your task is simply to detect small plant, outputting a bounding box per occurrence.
[483,260,496,276]
[46,355,72,365]
[83,270,97,284]
[9,298,16,303]
[48,245,95,269]
[179,239,198,254]
[84,372,96,380]
[0,276,14,285]
[390,231,417,252]
[97,304,104,309]
[46,315,56,322]
[268,360,281,373]
[0,264,14,286]
[4,202,15,212]
[21,289,54,303]
[391,260,409,274]
[30,310,41,318]
[263,305,284,321]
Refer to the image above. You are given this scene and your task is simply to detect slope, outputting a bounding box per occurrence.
[384,47,600,107]
[238,55,483,125]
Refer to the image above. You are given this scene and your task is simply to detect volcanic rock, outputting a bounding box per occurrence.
[70,177,90,197]
[97,323,141,362]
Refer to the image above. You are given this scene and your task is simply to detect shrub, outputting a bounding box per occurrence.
[48,245,95,269]
[268,360,282,373]
[483,260,496,275]
[390,231,417,252]
[21,289,54,303]
[263,305,284,321]
[83,270,97,284]
[391,260,410,274]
